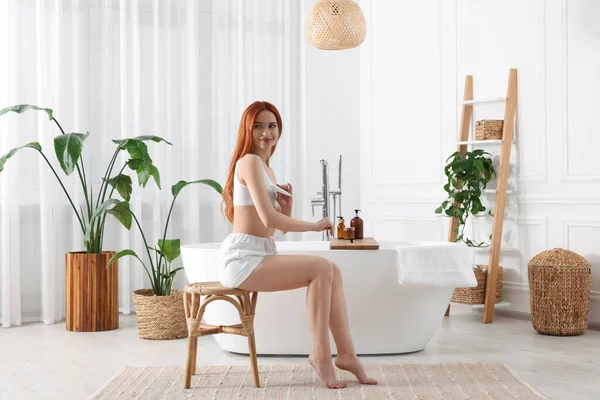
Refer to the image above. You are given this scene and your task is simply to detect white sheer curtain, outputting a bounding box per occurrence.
[0,0,304,327]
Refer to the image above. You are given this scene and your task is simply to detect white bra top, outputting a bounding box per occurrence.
[233,157,279,208]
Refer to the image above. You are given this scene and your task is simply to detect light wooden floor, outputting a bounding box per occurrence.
[0,307,598,400]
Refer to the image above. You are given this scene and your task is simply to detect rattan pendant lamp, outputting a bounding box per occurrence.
[305,0,367,50]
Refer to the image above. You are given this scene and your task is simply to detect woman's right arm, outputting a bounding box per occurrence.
[240,154,332,234]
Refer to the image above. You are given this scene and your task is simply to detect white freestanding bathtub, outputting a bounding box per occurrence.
[181,240,472,355]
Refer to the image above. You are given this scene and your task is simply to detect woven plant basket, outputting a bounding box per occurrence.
[132,289,187,340]
[475,120,504,140]
[452,265,503,304]
[528,248,591,336]
[305,0,366,50]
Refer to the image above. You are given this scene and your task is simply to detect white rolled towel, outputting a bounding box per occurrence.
[396,242,478,287]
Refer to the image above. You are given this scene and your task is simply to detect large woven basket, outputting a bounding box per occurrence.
[528,249,591,336]
[475,120,504,140]
[133,289,188,340]
[452,265,503,304]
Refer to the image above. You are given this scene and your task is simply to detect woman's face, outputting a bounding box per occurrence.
[252,110,279,155]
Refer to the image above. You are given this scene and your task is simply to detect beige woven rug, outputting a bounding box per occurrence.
[90,363,548,400]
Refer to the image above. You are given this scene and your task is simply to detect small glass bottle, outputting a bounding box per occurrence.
[337,216,345,239]
[344,226,355,243]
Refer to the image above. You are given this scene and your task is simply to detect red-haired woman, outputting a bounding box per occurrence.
[220,101,377,389]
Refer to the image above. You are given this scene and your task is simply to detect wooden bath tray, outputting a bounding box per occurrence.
[330,237,379,250]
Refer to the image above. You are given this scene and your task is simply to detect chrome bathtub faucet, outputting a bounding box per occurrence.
[311,155,342,241]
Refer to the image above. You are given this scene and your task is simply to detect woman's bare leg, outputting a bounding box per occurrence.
[328,262,378,385]
[238,254,346,389]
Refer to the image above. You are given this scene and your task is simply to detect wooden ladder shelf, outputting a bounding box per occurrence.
[445,69,518,323]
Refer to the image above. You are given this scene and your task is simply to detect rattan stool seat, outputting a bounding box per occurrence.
[184,281,247,296]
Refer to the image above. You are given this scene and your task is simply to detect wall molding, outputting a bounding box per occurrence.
[560,0,600,182]
[564,219,600,248]
[518,0,548,183]
[367,0,444,185]
[518,216,549,250]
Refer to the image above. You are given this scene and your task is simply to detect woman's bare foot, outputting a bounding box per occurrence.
[308,354,347,389]
[334,353,378,385]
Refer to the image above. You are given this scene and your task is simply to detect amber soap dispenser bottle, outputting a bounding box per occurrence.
[337,216,345,239]
[350,209,364,239]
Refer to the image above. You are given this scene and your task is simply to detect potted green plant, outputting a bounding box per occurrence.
[107,179,222,340]
[436,149,505,305]
[0,104,170,332]
[435,149,496,247]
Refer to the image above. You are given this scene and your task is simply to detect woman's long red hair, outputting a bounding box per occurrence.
[221,101,283,224]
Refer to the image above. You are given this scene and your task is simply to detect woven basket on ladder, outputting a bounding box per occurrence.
[452,265,503,304]
[475,120,504,140]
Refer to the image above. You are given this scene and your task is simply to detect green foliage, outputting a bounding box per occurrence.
[435,149,497,247]
[0,104,171,253]
[54,132,88,175]
[107,179,222,296]
[0,142,41,172]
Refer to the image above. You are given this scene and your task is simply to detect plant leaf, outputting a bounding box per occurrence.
[91,199,125,220]
[107,249,138,267]
[85,200,130,243]
[125,156,157,189]
[53,132,89,175]
[0,142,42,173]
[113,137,172,190]
[134,160,152,188]
[149,164,161,189]
[107,202,132,230]
[474,159,484,173]
[106,174,133,201]
[127,158,144,170]
[0,104,53,121]
[172,179,223,197]
[106,249,156,294]
[158,239,180,262]
[112,135,173,147]
[122,140,150,160]
[118,140,165,189]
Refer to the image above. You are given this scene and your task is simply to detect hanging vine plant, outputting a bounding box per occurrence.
[435,149,497,247]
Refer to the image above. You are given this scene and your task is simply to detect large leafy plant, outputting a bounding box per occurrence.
[107,179,222,296]
[0,104,170,253]
[435,149,497,247]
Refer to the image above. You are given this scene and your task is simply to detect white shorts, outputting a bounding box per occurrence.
[218,232,278,288]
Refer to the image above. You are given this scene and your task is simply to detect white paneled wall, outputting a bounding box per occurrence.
[359,0,600,325]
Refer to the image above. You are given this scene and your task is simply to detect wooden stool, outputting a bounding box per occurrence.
[183,281,259,389]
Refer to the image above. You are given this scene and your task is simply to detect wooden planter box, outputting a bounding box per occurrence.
[65,251,119,332]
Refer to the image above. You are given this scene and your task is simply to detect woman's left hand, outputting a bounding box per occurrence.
[276,183,293,214]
